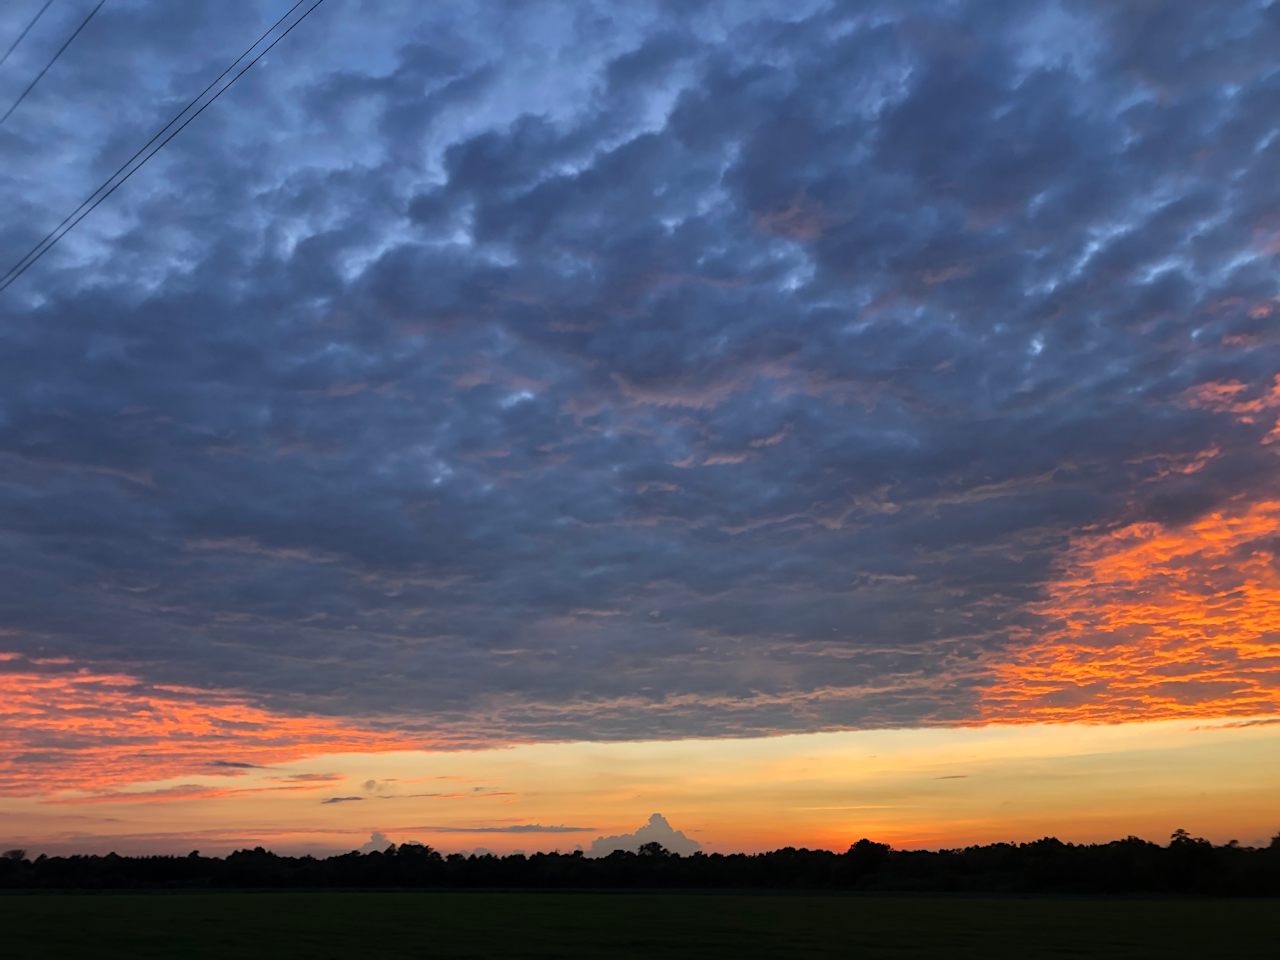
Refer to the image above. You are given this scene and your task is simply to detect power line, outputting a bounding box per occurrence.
[0,0,326,293]
[0,0,104,126]
[0,0,56,70]
[1,0,312,289]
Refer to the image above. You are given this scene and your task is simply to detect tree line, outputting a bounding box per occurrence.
[2,831,1278,894]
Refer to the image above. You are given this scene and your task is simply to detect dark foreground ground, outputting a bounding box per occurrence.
[0,891,1273,959]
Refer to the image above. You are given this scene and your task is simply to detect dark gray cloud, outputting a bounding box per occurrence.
[0,1,1277,744]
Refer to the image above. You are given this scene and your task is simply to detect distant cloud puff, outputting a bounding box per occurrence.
[358,831,392,853]
[321,796,364,804]
[588,813,700,857]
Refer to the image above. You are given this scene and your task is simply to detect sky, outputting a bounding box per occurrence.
[0,0,1277,857]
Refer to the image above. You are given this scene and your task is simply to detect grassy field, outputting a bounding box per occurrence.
[0,891,1273,959]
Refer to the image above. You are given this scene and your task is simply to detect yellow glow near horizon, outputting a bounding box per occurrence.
[6,718,1278,857]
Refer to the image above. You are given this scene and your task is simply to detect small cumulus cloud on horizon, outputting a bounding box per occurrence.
[588,814,700,857]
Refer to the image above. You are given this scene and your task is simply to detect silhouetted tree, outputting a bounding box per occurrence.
[0,833,1276,894]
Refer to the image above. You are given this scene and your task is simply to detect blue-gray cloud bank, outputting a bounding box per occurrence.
[0,0,1277,740]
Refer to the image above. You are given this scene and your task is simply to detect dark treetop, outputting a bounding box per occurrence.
[3,831,1279,895]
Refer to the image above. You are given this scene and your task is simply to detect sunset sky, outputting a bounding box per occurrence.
[1,0,1278,858]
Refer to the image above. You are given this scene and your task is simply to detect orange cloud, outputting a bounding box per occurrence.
[1183,374,1280,428]
[982,499,1280,722]
[0,660,431,797]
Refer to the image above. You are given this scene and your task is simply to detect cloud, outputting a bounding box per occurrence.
[321,796,364,805]
[588,813,700,857]
[373,789,517,801]
[0,656,432,797]
[0,0,1276,784]
[54,778,352,806]
[981,499,1280,723]
[1200,717,1280,730]
[274,773,344,784]
[358,831,392,853]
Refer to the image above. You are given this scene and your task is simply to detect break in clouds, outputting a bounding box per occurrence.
[1,0,1278,745]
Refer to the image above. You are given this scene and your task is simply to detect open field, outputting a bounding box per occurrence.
[1,891,1273,959]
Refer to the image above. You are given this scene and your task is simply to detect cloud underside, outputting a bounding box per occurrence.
[1,0,1278,790]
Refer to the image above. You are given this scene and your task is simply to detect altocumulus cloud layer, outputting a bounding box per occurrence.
[1,0,1278,757]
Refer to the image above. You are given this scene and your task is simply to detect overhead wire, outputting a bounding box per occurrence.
[0,0,326,293]
[0,0,56,70]
[0,0,104,126]
[0,0,311,290]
